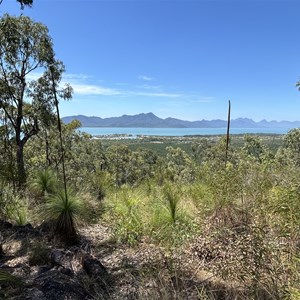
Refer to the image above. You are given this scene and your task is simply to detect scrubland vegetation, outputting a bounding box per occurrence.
[1,12,300,300]
[1,118,300,299]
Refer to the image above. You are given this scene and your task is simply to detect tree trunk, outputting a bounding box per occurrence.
[16,140,26,187]
[45,129,51,166]
[15,114,39,187]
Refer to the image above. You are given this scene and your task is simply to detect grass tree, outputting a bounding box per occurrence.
[35,61,79,243]
[45,188,82,244]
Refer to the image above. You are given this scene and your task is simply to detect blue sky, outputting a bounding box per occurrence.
[1,0,300,121]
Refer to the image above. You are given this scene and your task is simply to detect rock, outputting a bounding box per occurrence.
[57,266,74,277]
[37,265,52,275]
[50,249,64,267]
[34,269,93,300]
[82,253,108,278]
[21,287,47,300]
[50,249,73,269]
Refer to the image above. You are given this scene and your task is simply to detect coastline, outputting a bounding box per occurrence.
[79,127,290,139]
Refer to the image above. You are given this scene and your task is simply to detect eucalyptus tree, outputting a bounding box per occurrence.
[165,146,195,183]
[0,15,71,186]
[278,128,300,167]
[241,135,267,162]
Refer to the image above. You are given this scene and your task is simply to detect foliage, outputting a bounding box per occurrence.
[0,183,29,224]
[0,0,33,9]
[280,128,300,166]
[0,269,21,286]
[195,221,290,299]
[1,122,300,297]
[162,183,181,224]
[0,14,72,186]
[269,180,300,238]
[107,186,145,246]
[44,188,83,243]
[106,144,157,187]
[241,134,270,162]
[88,170,111,201]
[148,184,198,248]
[165,146,195,182]
[0,0,297,296]
[29,168,58,199]
[188,182,215,216]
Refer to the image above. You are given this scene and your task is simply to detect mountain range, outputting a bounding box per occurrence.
[62,113,300,129]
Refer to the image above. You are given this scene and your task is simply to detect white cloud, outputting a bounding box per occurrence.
[63,73,92,81]
[131,91,182,98]
[138,75,154,81]
[137,84,162,90]
[190,97,215,103]
[63,72,215,101]
[26,72,92,84]
[72,84,121,96]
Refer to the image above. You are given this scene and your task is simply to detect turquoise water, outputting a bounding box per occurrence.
[79,127,290,137]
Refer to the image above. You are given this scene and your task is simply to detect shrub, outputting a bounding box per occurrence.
[0,183,29,225]
[149,184,198,248]
[108,186,144,246]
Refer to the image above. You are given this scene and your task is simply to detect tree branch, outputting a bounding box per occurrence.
[0,101,17,129]
[21,116,39,145]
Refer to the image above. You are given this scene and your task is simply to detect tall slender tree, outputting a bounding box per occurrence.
[0,15,71,186]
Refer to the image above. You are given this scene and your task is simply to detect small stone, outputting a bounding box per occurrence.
[82,253,108,278]
[50,249,64,267]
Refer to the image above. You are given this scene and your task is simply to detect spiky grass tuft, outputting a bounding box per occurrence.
[45,188,83,244]
[30,168,58,198]
[0,270,21,286]
[163,183,181,224]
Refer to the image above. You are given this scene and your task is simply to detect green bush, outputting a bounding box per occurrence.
[149,184,198,248]
[0,183,29,225]
[106,186,145,246]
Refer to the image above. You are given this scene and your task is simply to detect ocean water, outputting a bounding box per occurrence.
[79,127,290,137]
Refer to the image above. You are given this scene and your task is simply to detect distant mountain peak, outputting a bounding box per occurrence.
[62,113,300,129]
